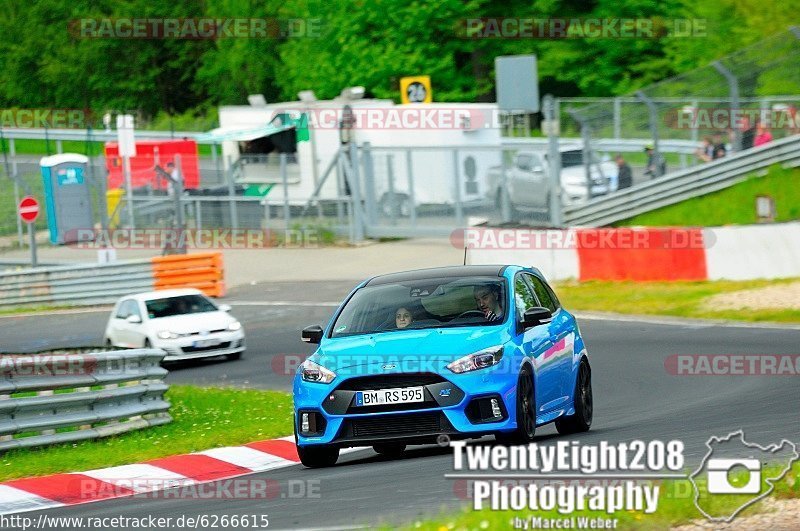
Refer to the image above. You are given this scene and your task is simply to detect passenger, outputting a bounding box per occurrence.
[473,285,504,322]
[395,307,413,329]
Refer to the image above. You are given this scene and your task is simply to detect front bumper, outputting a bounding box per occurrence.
[154,331,246,361]
[294,368,518,448]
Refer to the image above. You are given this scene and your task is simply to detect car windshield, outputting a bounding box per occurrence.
[330,276,507,338]
[145,294,218,319]
[560,150,603,168]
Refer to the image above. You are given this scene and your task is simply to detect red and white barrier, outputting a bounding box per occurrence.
[464,222,800,282]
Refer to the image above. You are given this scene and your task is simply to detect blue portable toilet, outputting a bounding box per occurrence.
[40,154,94,244]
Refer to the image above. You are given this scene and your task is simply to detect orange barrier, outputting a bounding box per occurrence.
[150,252,226,297]
[576,228,708,281]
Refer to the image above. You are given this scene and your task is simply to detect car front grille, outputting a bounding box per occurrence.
[337,372,446,391]
[344,412,452,439]
[181,341,231,353]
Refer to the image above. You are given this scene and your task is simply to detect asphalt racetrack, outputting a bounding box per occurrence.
[2,281,799,529]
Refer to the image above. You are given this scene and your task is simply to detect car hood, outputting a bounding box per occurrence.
[146,311,236,333]
[311,326,507,374]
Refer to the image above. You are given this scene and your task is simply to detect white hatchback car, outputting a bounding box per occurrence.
[104,288,245,362]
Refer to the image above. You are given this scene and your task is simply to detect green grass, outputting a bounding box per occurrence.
[618,165,800,226]
[0,385,293,481]
[405,463,800,530]
[555,278,800,323]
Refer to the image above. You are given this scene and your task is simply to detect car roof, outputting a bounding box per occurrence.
[365,265,509,286]
[120,288,205,302]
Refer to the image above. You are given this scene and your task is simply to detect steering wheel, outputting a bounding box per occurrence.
[455,310,486,319]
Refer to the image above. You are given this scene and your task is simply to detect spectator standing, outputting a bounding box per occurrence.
[712,133,727,159]
[754,123,773,147]
[695,137,714,162]
[643,145,666,178]
[615,154,633,190]
[740,117,756,150]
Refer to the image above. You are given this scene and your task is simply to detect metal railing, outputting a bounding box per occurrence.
[0,349,171,451]
[563,134,800,226]
[0,260,154,307]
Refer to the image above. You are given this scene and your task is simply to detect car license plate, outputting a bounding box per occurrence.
[355,386,424,407]
[193,338,222,348]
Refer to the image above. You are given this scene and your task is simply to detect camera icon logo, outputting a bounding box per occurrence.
[690,430,799,522]
[706,458,761,494]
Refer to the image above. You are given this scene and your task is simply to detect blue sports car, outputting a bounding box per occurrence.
[293,265,593,467]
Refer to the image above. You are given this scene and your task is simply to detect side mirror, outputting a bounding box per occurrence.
[522,307,552,329]
[126,314,142,324]
[218,304,232,312]
[301,325,324,344]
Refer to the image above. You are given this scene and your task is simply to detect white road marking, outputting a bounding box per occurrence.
[82,464,192,493]
[0,485,64,515]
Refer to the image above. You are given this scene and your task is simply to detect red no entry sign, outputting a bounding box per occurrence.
[18,196,40,223]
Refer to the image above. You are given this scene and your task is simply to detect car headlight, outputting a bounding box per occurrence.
[157,330,180,340]
[228,321,242,331]
[447,346,504,374]
[300,359,337,384]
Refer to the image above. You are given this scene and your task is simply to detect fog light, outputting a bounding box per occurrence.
[301,413,310,433]
[491,398,502,418]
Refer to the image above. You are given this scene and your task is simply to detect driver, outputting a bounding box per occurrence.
[473,284,504,322]
[395,307,413,329]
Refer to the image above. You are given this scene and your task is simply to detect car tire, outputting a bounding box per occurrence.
[294,420,339,468]
[297,444,339,468]
[495,366,536,445]
[225,351,243,361]
[104,338,113,349]
[555,359,593,435]
[373,443,406,457]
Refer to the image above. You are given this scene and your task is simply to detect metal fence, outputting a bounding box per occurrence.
[567,28,800,179]
[0,349,171,451]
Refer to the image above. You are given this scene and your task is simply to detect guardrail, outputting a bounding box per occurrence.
[501,137,700,154]
[0,252,225,308]
[0,127,209,144]
[0,349,171,451]
[563,134,800,226]
[0,260,154,307]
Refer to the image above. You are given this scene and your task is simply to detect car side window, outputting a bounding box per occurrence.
[525,274,557,313]
[128,300,142,319]
[529,153,544,172]
[514,274,539,320]
[116,300,132,319]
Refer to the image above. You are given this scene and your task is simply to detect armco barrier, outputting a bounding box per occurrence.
[0,349,171,451]
[0,252,225,308]
[0,260,154,307]
[465,223,800,282]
